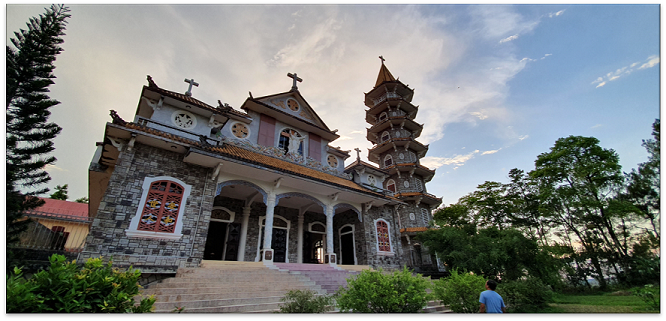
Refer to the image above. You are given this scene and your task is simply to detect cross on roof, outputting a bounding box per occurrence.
[379,55,385,64]
[287,72,303,91]
[354,147,362,161]
[184,78,199,96]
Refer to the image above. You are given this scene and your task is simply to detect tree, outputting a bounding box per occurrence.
[49,184,68,200]
[75,196,89,204]
[6,5,70,253]
[530,136,626,289]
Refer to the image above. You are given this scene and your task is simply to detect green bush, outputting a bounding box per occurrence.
[631,284,660,311]
[496,277,553,313]
[335,267,430,313]
[432,269,486,313]
[277,289,333,313]
[6,254,155,313]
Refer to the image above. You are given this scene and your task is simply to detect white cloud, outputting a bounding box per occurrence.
[518,135,529,141]
[481,149,501,155]
[470,111,488,120]
[45,164,68,172]
[499,34,519,43]
[593,55,659,88]
[349,130,365,135]
[548,10,566,18]
[420,150,480,169]
[591,124,602,129]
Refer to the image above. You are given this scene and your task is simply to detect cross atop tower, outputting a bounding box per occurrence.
[354,147,362,161]
[287,72,303,91]
[184,78,199,97]
[379,55,385,64]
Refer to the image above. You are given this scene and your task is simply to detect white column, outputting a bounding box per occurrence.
[297,213,304,263]
[237,206,251,261]
[263,193,276,250]
[325,205,334,254]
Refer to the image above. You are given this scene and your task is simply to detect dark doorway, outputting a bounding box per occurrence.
[340,233,355,264]
[259,227,288,263]
[203,221,228,260]
[224,223,241,261]
[303,232,325,264]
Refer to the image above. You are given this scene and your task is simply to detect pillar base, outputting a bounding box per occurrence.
[261,249,274,264]
[325,253,337,266]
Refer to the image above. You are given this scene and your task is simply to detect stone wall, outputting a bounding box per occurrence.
[360,206,404,270]
[78,143,215,272]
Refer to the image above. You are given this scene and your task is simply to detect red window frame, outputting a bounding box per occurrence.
[137,180,184,233]
[387,180,396,192]
[376,220,391,252]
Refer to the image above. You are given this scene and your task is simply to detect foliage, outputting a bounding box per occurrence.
[335,267,430,313]
[631,284,660,311]
[75,196,90,203]
[495,277,553,313]
[277,289,333,313]
[431,269,486,313]
[6,254,155,313]
[6,4,69,261]
[49,184,68,200]
[418,224,560,284]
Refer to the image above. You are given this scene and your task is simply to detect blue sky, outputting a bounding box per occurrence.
[5,4,660,207]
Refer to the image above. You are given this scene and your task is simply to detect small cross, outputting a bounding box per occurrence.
[287,72,303,91]
[184,78,199,97]
[379,56,385,64]
[354,147,362,161]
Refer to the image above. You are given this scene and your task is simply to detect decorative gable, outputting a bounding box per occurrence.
[263,94,320,127]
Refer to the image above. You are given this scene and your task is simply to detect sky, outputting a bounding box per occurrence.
[5,4,661,207]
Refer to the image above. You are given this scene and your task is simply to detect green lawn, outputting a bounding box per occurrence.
[543,292,658,313]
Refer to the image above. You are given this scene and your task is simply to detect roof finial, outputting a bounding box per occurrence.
[287,72,303,91]
[354,147,362,161]
[379,55,385,64]
[184,78,199,96]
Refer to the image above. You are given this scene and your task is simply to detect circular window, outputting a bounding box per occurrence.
[172,110,197,129]
[368,175,376,186]
[399,153,405,160]
[231,122,249,139]
[287,99,300,112]
[409,213,415,221]
[395,131,401,138]
[327,155,338,168]
[403,181,410,188]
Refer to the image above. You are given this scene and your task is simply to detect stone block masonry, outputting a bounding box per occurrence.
[78,143,216,273]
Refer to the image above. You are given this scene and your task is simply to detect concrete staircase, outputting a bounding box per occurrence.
[141,261,326,313]
[140,260,451,313]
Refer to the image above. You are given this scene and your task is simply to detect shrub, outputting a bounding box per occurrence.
[6,254,155,313]
[432,269,486,313]
[631,284,660,311]
[277,289,333,313]
[496,277,553,313]
[335,267,430,313]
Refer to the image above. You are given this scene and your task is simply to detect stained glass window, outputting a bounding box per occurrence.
[376,220,391,252]
[137,180,184,233]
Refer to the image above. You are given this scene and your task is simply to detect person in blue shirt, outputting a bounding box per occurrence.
[479,279,506,313]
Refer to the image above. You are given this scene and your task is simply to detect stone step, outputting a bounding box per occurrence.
[161,275,305,283]
[143,283,320,296]
[153,295,283,310]
[155,301,283,313]
[147,290,296,303]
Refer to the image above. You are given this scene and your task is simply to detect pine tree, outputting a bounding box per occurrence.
[6,5,71,252]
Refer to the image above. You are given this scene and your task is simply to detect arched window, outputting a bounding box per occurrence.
[137,180,185,233]
[384,154,393,167]
[386,179,396,193]
[127,176,192,240]
[421,208,430,225]
[380,131,390,143]
[375,219,392,253]
[379,112,388,122]
[278,128,304,156]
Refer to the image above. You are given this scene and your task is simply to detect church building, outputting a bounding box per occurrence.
[80,59,443,275]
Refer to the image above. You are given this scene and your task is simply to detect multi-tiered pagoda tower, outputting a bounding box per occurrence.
[364,58,443,271]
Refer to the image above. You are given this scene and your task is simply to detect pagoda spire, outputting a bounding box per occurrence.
[375,56,396,87]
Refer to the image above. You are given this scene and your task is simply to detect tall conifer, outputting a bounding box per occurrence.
[6,5,71,250]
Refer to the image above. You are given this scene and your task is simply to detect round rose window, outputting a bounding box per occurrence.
[172,110,197,129]
[327,155,338,167]
[231,122,249,139]
[287,99,299,112]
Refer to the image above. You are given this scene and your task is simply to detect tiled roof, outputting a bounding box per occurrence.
[144,77,250,119]
[23,197,89,221]
[344,159,388,174]
[385,163,435,173]
[399,227,431,233]
[327,145,350,156]
[375,63,396,87]
[117,122,399,202]
[394,192,441,200]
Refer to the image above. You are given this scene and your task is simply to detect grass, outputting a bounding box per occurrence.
[545,292,658,313]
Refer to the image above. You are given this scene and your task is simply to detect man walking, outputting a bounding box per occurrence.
[479,279,506,313]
